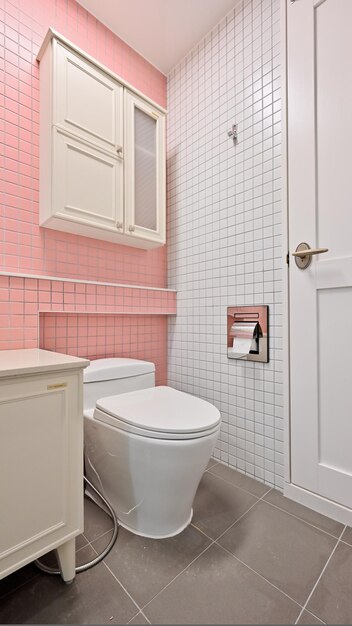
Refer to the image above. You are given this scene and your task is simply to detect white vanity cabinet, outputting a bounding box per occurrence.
[0,349,89,584]
[38,29,166,249]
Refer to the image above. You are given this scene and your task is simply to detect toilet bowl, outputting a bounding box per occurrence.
[83,358,220,539]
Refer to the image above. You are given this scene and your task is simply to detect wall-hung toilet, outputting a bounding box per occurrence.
[83,358,220,539]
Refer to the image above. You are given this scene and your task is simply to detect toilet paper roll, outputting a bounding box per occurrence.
[232,336,252,357]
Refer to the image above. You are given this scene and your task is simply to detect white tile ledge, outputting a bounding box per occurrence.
[0,271,177,293]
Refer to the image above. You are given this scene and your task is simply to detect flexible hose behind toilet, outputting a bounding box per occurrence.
[34,477,119,576]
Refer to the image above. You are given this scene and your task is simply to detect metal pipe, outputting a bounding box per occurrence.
[34,477,119,576]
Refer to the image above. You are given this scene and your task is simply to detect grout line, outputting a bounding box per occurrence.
[189,523,215,541]
[294,525,346,625]
[298,609,326,625]
[206,466,273,500]
[261,498,345,542]
[206,459,219,470]
[213,485,272,544]
[89,526,114,546]
[217,541,304,613]
[77,533,148,620]
[126,613,140,625]
[140,541,217,614]
[140,491,271,614]
[102,560,146,618]
[196,498,261,544]
[127,611,151,625]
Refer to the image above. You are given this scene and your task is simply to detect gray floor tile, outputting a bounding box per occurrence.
[0,564,38,601]
[0,545,137,624]
[144,543,301,624]
[206,458,218,470]
[209,462,270,498]
[128,613,150,625]
[93,523,211,607]
[38,543,98,570]
[341,526,352,546]
[192,472,257,539]
[307,542,352,624]
[83,498,113,542]
[218,501,336,605]
[0,539,90,602]
[297,610,325,625]
[263,490,344,538]
[75,533,88,551]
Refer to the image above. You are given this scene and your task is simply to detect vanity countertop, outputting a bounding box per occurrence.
[0,349,89,378]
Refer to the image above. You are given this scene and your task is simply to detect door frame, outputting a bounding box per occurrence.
[282,0,352,526]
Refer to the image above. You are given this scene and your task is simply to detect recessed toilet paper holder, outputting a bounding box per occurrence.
[227,306,269,363]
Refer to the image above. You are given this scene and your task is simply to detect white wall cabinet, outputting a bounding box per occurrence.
[0,349,89,584]
[38,30,166,249]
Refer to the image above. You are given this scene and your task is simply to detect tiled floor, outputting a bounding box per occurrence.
[1,461,352,624]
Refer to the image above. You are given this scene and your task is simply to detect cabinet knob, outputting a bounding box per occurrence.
[128,225,135,233]
[116,145,123,159]
[116,222,123,229]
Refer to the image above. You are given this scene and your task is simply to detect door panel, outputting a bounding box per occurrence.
[288,0,352,509]
[0,389,66,555]
[318,287,352,474]
[53,127,123,231]
[54,41,123,152]
[316,0,352,258]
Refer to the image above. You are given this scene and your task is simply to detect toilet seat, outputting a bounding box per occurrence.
[93,386,221,440]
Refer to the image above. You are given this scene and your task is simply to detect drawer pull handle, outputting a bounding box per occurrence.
[47,383,67,390]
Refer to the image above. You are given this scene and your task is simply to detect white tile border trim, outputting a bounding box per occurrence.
[0,271,177,294]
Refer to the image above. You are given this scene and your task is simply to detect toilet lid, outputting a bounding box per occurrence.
[96,386,221,436]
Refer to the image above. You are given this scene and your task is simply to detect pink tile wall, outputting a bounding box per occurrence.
[40,314,168,385]
[0,273,176,359]
[0,0,172,379]
[0,0,167,286]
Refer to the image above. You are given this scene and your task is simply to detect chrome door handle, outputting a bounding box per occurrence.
[292,243,328,269]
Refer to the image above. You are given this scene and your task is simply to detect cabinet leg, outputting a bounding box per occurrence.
[56,538,76,584]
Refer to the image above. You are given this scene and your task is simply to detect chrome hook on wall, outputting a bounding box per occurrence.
[227,124,238,144]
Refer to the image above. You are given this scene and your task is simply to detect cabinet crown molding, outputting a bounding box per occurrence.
[37,28,167,115]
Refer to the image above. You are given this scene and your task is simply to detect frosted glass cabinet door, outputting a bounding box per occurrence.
[124,91,166,245]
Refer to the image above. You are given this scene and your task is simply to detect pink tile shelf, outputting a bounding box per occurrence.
[0,273,176,352]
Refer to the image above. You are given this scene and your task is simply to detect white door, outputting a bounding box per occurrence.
[124,91,166,245]
[288,0,352,510]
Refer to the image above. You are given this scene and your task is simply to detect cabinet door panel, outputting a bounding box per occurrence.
[52,128,123,231]
[124,91,166,245]
[54,41,123,152]
[0,369,83,579]
[0,389,67,556]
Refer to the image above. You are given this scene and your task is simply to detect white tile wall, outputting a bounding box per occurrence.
[167,0,284,489]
